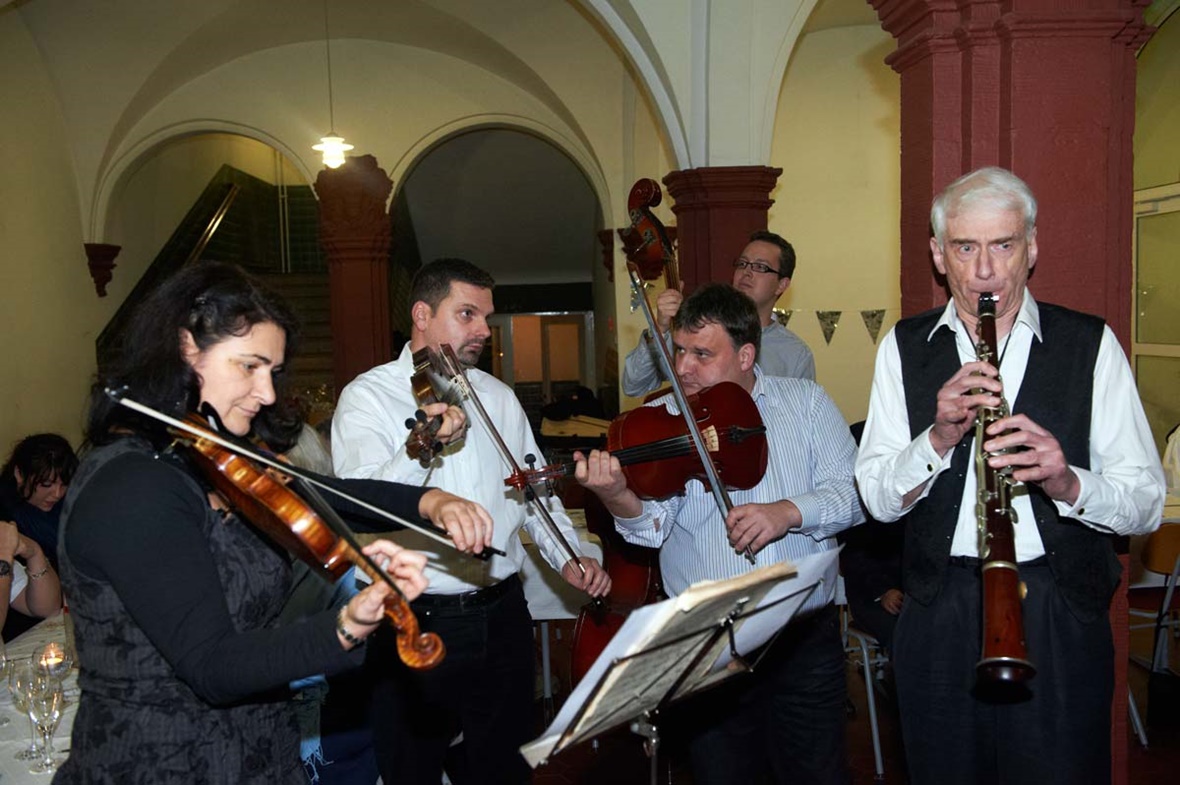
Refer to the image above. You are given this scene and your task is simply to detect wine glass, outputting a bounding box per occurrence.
[27,680,65,774]
[9,660,42,761]
[0,640,11,727]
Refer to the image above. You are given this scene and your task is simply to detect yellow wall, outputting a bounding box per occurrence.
[613,25,899,423]
[1135,12,1180,190]
[768,24,900,424]
[1132,10,1180,451]
[0,15,109,452]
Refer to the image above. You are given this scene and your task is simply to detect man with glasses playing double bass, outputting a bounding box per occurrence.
[855,167,1165,785]
[622,231,815,397]
[577,282,861,785]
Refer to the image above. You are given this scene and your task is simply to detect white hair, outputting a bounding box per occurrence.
[930,166,1037,247]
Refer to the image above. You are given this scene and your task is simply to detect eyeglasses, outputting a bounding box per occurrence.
[732,258,782,276]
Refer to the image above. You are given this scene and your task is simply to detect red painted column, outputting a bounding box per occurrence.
[870,2,1153,781]
[315,155,392,394]
[662,166,783,292]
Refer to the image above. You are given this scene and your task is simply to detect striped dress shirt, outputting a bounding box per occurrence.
[614,368,863,612]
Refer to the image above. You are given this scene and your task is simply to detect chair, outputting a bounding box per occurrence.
[1127,520,1180,743]
[837,575,888,782]
[1129,522,1180,673]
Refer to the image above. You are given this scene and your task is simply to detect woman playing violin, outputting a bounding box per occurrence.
[56,262,490,784]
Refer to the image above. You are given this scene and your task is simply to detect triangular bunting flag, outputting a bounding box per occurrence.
[772,307,793,327]
[860,309,885,345]
[816,311,841,345]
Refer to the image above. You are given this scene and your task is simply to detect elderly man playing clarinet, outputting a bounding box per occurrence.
[855,166,1165,785]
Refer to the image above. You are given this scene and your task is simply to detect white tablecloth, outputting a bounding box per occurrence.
[0,613,78,783]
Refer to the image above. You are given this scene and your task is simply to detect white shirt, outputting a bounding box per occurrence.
[8,560,27,604]
[333,344,585,593]
[614,368,862,612]
[855,291,1165,561]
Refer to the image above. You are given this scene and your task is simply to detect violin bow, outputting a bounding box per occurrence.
[429,346,595,584]
[106,389,503,558]
[625,263,756,565]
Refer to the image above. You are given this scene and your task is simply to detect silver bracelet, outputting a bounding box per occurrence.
[27,566,50,581]
[336,606,365,648]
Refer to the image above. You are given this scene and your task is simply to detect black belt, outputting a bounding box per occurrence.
[412,573,520,610]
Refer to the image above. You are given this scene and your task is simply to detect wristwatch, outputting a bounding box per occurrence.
[0,560,11,578]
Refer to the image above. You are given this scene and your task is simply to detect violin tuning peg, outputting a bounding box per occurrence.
[525,453,537,469]
[416,409,428,424]
[404,417,417,430]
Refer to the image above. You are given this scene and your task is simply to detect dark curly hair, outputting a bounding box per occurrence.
[87,262,302,451]
[0,433,78,499]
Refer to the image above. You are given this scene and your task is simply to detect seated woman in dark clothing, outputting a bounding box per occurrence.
[56,262,492,784]
[0,432,77,570]
[0,433,75,638]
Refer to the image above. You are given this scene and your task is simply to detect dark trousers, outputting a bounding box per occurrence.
[677,603,849,785]
[894,560,1113,785]
[368,576,535,785]
[847,594,898,653]
[315,669,379,785]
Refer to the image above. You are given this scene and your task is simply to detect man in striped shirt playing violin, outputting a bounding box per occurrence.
[576,282,862,785]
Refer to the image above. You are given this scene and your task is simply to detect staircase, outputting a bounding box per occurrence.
[257,272,335,414]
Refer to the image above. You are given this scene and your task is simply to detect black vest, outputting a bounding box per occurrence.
[895,302,1120,623]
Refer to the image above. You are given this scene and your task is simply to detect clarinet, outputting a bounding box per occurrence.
[973,292,1036,684]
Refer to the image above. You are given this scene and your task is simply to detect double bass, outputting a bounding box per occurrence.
[560,179,770,684]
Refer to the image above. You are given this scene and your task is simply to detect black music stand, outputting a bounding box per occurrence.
[520,550,837,783]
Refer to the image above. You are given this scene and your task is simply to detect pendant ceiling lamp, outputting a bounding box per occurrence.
[312,0,353,168]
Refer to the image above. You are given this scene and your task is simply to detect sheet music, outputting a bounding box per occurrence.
[521,550,838,768]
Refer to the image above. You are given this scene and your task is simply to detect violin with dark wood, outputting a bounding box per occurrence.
[108,391,447,670]
[505,381,767,500]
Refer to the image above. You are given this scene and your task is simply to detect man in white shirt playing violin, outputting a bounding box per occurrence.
[334,258,609,785]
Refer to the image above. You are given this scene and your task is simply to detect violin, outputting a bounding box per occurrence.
[505,381,767,500]
[405,348,449,467]
[107,391,446,670]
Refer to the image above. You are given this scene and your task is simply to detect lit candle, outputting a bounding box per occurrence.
[39,643,65,671]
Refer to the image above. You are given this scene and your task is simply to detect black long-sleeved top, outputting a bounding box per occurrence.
[55,437,434,784]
